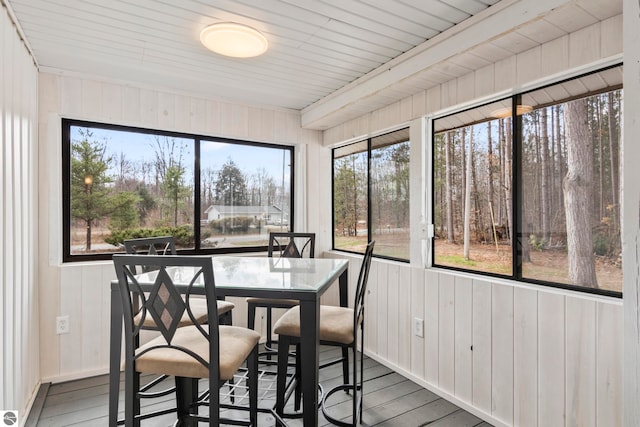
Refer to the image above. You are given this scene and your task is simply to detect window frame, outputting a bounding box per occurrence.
[331,127,411,263]
[430,64,623,298]
[62,118,295,262]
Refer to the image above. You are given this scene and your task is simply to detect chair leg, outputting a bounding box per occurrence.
[247,303,256,330]
[275,335,291,418]
[248,345,259,426]
[341,346,350,391]
[220,310,233,326]
[265,307,274,358]
[123,365,140,427]
[321,342,363,427]
[175,377,197,427]
[294,343,302,411]
[352,343,358,426]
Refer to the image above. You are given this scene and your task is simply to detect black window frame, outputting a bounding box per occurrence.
[331,127,411,263]
[430,64,623,298]
[62,118,295,262]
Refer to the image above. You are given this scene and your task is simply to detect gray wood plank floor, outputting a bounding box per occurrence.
[32,346,492,426]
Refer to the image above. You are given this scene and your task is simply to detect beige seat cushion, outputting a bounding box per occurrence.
[245,297,299,307]
[136,299,235,328]
[135,325,260,380]
[273,305,355,345]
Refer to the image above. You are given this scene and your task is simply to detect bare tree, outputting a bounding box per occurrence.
[608,91,620,234]
[463,129,473,260]
[563,98,598,288]
[503,118,513,242]
[541,109,550,241]
[445,131,455,242]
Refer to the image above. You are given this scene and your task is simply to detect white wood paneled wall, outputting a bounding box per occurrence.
[321,14,624,427]
[326,253,622,427]
[623,0,640,425]
[37,73,323,382]
[1,2,39,418]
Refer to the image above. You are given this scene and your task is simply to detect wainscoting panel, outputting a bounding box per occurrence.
[326,253,623,427]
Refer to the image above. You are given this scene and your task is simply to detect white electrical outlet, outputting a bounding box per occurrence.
[56,315,70,334]
[413,317,424,338]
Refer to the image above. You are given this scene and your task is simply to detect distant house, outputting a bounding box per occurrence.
[203,205,288,224]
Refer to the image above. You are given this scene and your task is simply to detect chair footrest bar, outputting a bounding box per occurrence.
[321,384,362,427]
[117,407,177,425]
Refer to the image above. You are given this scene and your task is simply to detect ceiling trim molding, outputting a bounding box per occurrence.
[301,0,571,130]
[1,0,38,67]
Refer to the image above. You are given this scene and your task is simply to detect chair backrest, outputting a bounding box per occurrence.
[354,241,375,326]
[123,236,177,256]
[268,232,315,258]
[112,254,219,375]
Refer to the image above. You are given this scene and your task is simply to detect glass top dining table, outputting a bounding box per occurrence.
[109,255,349,427]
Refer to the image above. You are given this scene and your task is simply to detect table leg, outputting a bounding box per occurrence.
[339,269,348,308]
[109,284,122,427]
[299,298,320,426]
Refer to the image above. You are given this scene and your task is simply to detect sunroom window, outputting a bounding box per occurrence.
[333,127,410,261]
[432,64,622,296]
[62,119,293,262]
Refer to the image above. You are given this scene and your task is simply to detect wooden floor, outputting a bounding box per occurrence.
[30,347,493,427]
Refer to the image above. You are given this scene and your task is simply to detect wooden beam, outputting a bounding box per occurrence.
[301,0,571,129]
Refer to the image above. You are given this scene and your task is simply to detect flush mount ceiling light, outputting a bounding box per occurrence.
[490,104,533,119]
[200,23,268,58]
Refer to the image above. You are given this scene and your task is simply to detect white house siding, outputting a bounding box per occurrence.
[322,15,623,427]
[0,3,40,419]
[37,73,323,382]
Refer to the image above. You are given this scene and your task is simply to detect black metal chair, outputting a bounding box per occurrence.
[113,254,260,427]
[124,236,235,324]
[274,241,375,426]
[119,236,236,425]
[246,232,315,356]
[123,235,177,258]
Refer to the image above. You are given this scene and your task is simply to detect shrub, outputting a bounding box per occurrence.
[105,225,194,247]
[207,216,253,233]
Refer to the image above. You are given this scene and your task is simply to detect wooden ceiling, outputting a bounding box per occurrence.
[5,0,621,130]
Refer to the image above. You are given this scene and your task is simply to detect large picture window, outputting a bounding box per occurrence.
[432,65,622,296]
[62,120,293,261]
[333,128,410,261]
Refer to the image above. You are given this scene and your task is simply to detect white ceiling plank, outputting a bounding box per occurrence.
[5,0,620,126]
[515,18,567,44]
[490,31,539,54]
[279,0,433,42]
[439,0,492,15]
[543,3,600,33]
[363,0,458,32]
[575,0,622,20]
[302,0,573,128]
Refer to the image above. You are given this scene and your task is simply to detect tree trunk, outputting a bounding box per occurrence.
[504,118,513,243]
[463,130,473,260]
[487,122,494,240]
[471,144,483,241]
[86,219,92,251]
[563,98,598,288]
[541,109,550,242]
[460,127,467,237]
[596,96,605,220]
[498,119,507,229]
[445,132,455,242]
[608,91,620,234]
